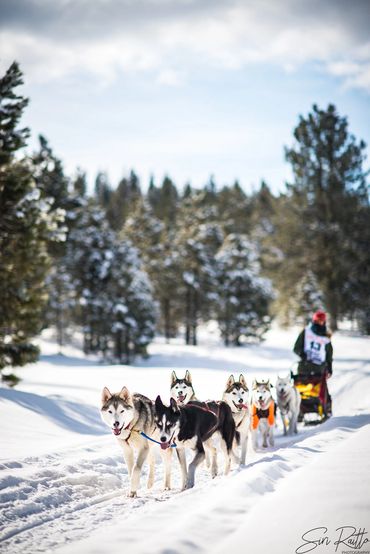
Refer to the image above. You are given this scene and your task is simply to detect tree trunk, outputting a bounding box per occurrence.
[185,286,191,345]
[163,298,171,343]
[115,329,122,362]
[124,328,130,364]
[191,290,198,346]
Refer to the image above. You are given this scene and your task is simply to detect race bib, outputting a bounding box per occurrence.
[304,326,330,364]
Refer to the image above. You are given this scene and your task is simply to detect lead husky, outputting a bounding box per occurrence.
[250,379,276,449]
[155,395,218,489]
[222,374,250,465]
[276,375,301,435]
[101,386,172,496]
[170,370,197,405]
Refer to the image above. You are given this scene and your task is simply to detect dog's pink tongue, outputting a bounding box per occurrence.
[241,404,248,409]
[160,442,170,450]
[112,428,121,436]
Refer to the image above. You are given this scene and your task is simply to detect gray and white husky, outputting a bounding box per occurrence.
[170,370,197,405]
[100,386,172,496]
[250,379,276,449]
[222,374,250,465]
[276,375,301,435]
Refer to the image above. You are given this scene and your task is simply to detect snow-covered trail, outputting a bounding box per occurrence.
[0,328,369,554]
[1,416,369,554]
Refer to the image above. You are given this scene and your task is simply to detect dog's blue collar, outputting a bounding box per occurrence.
[140,431,177,448]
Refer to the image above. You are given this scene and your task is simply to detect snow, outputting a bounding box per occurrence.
[0,327,369,554]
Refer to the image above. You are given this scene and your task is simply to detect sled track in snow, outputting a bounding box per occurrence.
[1,415,370,554]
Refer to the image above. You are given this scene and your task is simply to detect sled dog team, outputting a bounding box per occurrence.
[100,371,301,497]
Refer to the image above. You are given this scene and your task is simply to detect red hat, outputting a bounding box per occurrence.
[312,310,326,323]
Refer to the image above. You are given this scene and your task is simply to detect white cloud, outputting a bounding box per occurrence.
[1,0,369,92]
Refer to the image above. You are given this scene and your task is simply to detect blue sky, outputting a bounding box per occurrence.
[1,0,369,194]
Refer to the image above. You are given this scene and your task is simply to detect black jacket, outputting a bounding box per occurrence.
[293,323,333,374]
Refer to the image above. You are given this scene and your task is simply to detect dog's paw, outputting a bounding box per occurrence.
[127,491,137,498]
[163,486,171,491]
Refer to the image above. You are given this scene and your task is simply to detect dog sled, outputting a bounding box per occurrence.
[292,361,332,425]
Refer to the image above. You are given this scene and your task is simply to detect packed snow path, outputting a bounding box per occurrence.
[0,328,369,554]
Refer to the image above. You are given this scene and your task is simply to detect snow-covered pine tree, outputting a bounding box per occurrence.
[0,63,64,379]
[109,240,157,362]
[123,199,182,340]
[294,271,325,325]
[68,203,156,362]
[67,204,116,354]
[215,234,273,345]
[176,192,223,344]
[31,136,85,348]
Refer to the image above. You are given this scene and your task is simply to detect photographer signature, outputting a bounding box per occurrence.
[296,526,369,554]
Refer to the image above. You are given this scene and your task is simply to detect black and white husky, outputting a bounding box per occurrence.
[222,374,250,465]
[170,370,237,475]
[170,370,197,405]
[100,386,172,496]
[155,395,219,489]
[276,375,301,435]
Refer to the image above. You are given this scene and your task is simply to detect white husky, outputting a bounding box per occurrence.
[222,374,250,465]
[276,375,301,435]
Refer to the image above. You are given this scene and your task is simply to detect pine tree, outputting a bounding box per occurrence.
[0,63,64,377]
[293,271,325,325]
[272,104,368,329]
[68,202,156,362]
[104,170,142,230]
[215,234,273,345]
[217,181,251,235]
[32,136,83,348]
[0,62,29,165]
[123,199,182,340]
[153,175,178,228]
[95,171,112,208]
[176,192,223,344]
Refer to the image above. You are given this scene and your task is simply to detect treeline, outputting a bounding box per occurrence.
[1,62,369,376]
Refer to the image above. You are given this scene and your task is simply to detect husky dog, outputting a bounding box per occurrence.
[276,375,301,435]
[155,396,219,489]
[189,399,238,476]
[222,374,250,465]
[250,379,276,449]
[101,386,172,496]
[170,370,197,406]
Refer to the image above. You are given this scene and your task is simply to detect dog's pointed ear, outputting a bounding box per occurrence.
[170,397,179,412]
[171,371,177,386]
[252,379,258,390]
[239,374,247,389]
[226,374,235,388]
[185,370,192,384]
[119,386,131,402]
[155,395,164,412]
[101,387,112,405]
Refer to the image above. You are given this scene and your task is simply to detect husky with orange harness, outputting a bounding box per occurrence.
[250,379,276,449]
